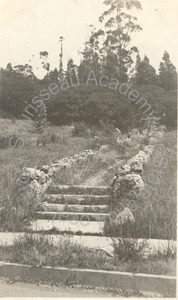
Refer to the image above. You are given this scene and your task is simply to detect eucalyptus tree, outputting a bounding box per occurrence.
[98,0,142,80]
[78,29,105,83]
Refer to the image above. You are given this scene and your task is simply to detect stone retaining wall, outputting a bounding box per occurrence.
[112,124,166,222]
[18,149,98,202]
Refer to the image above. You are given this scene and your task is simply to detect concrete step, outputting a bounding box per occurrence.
[35,211,109,222]
[43,194,110,205]
[39,203,109,213]
[47,185,111,195]
[30,220,104,234]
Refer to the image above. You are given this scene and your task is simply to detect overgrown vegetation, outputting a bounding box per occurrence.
[53,149,118,186]
[0,0,177,130]
[0,235,176,277]
[132,130,177,240]
[0,69,177,131]
[53,122,120,186]
[104,130,177,240]
[33,104,49,133]
[0,122,96,231]
[112,238,149,261]
[0,0,176,239]
[0,116,176,241]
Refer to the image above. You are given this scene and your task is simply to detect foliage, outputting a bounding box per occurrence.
[40,51,50,72]
[0,135,14,149]
[134,84,165,116]
[49,132,58,143]
[132,130,176,240]
[53,147,117,186]
[71,121,94,137]
[33,104,49,133]
[1,62,174,133]
[0,122,97,232]
[112,238,148,261]
[1,235,114,270]
[105,129,176,240]
[47,84,144,131]
[78,29,105,83]
[159,51,177,90]
[163,89,177,129]
[48,68,59,81]
[98,0,142,80]
[0,235,176,282]
[0,68,37,116]
[66,58,78,83]
[133,55,158,85]
[0,181,34,232]
[78,0,142,82]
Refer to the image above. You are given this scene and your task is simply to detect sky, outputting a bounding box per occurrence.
[0,0,178,78]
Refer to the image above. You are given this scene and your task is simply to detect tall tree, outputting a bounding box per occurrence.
[40,51,50,72]
[0,67,37,116]
[98,0,142,81]
[5,63,13,76]
[48,68,59,82]
[78,29,104,83]
[159,51,177,90]
[59,36,65,80]
[134,55,158,85]
[66,58,78,83]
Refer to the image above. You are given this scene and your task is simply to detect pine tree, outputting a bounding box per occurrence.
[5,63,13,76]
[134,55,158,85]
[159,51,177,90]
[48,68,59,81]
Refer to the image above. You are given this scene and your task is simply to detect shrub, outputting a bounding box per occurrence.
[104,215,135,238]
[0,135,18,149]
[112,238,148,262]
[156,242,176,261]
[0,183,34,232]
[72,122,94,137]
[36,134,49,147]
[99,120,115,135]
[33,104,49,133]
[0,135,10,148]
[49,132,58,143]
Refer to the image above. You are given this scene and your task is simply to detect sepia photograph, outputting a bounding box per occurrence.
[0,0,177,297]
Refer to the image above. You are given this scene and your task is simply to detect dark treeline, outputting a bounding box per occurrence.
[0,0,177,130]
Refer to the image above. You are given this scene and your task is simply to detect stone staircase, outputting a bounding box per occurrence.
[30,185,112,236]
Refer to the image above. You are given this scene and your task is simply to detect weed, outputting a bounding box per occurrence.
[112,238,149,262]
[0,235,176,276]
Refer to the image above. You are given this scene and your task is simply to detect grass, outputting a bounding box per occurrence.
[53,149,119,186]
[0,118,122,231]
[0,119,97,231]
[0,118,176,242]
[0,122,96,167]
[104,129,177,240]
[135,129,177,240]
[0,235,176,276]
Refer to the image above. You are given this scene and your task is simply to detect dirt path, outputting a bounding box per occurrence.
[82,168,110,186]
[82,158,125,186]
